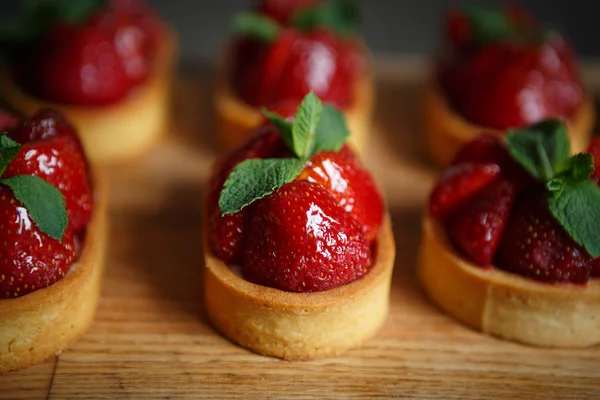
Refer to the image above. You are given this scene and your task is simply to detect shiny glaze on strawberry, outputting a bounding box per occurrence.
[11,0,164,106]
[233,28,364,109]
[438,6,584,130]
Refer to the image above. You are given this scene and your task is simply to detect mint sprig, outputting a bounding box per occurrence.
[291,0,360,36]
[506,121,600,258]
[0,133,68,241]
[233,11,281,42]
[219,92,350,215]
[462,5,515,45]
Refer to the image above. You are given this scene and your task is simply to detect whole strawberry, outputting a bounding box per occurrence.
[242,181,370,292]
[0,187,75,298]
[5,109,93,233]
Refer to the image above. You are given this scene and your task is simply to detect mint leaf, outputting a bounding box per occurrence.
[219,158,305,214]
[233,12,281,42]
[291,92,322,158]
[565,153,594,182]
[0,134,20,176]
[292,0,359,36]
[312,104,349,154]
[462,5,514,45]
[506,120,570,181]
[1,175,67,241]
[55,0,107,23]
[548,180,600,258]
[262,108,294,150]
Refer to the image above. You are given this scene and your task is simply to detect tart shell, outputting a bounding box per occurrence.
[418,213,600,348]
[213,52,375,153]
[422,79,596,166]
[0,29,178,165]
[203,216,395,361]
[0,171,108,372]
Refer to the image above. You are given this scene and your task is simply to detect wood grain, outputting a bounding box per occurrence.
[1,58,600,399]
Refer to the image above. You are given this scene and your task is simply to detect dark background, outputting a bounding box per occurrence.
[1,0,599,61]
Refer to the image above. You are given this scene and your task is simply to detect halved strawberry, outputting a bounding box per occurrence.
[429,162,501,219]
[297,145,383,241]
[0,187,76,299]
[448,179,518,265]
[496,190,592,284]
[5,109,93,233]
[241,180,370,292]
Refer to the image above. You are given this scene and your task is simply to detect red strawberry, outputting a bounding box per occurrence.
[5,109,93,233]
[257,0,320,25]
[448,179,518,265]
[0,109,19,132]
[0,187,76,298]
[496,190,592,284]
[296,145,384,241]
[429,162,501,219]
[241,181,370,292]
[207,125,291,264]
[445,9,472,50]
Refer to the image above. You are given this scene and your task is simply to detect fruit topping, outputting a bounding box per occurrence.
[3,0,164,105]
[230,5,364,109]
[438,5,583,130]
[257,0,320,25]
[0,108,90,298]
[431,119,600,284]
[210,92,383,292]
[242,180,370,292]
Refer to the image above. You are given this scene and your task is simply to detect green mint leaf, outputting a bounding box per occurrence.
[462,4,514,45]
[548,179,600,258]
[55,0,107,23]
[261,108,294,150]
[506,119,570,181]
[233,11,281,42]
[0,134,21,177]
[292,0,360,36]
[1,175,67,241]
[219,158,305,214]
[291,92,322,159]
[565,153,594,182]
[546,178,565,194]
[312,103,350,154]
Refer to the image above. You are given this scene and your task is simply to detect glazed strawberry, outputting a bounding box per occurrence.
[429,162,501,220]
[448,179,518,265]
[297,145,383,241]
[242,181,370,292]
[0,187,76,299]
[5,110,93,233]
[439,5,584,130]
[257,0,320,24]
[496,190,592,284]
[207,125,290,263]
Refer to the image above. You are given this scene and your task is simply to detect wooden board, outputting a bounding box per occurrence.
[1,58,600,400]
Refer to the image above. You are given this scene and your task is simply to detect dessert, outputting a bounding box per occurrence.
[0,0,176,164]
[424,4,595,166]
[215,0,373,152]
[204,93,394,360]
[418,119,600,347]
[0,108,107,372]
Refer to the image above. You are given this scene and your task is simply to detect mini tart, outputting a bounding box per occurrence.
[0,172,108,372]
[418,213,600,348]
[0,29,177,165]
[203,216,395,360]
[422,80,596,166]
[214,51,374,153]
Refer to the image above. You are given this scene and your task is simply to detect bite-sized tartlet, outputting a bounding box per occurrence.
[204,93,394,360]
[0,0,176,164]
[424,4,595,166]
[418,119,600,347]
[0,108,106,372]
[215,0,373,152]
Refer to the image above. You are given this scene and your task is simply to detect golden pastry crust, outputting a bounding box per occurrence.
[213,48,374,153]
[418,213,600,348]
[0,29,177,165]
[0,172,108,372]
[422,79,596,166]
[203,216,395,361]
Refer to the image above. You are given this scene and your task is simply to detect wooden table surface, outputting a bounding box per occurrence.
[1,58,600,400]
